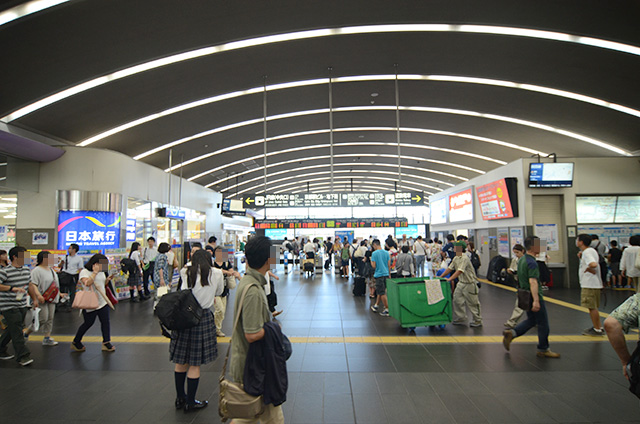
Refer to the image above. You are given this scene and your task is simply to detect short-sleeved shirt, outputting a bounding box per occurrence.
[447,254,477,284]
[79,268,107,311]
[371,249,390,278]
[609,248,622,264]
[61,254,84,275]
[154,253,170,284]
[579,247,603,289]
[130,250,142,267]
[230,267,272,383]
[143,246,159,263]
[609,293,640,335]
[0,265,31,311]
[31,266,60,303]
[518,254,543,299]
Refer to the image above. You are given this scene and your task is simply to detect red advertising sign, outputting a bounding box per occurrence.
[476,179,515,220]
[448,188,474,223]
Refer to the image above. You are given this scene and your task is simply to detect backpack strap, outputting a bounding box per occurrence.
[220,282,255,377]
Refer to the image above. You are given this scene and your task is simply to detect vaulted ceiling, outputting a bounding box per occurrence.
[2,0,639,201]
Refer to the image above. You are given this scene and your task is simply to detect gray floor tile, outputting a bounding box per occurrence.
[381,393,420,424]
[323,393,355,423]
[467,393,523,424]
[349,373,379,394]
[439,392,489,424]
[292,392,324,423]
[352,393,388,424]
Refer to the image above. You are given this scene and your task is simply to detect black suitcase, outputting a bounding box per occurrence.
[353,277,366,296]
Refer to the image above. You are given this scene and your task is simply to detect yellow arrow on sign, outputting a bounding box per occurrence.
[245,198,254,205]
[411,194,422,203]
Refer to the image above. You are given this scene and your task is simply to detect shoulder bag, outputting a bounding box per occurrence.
[219,284,265,422]
[517,288,532,311]
[42,269,60,303]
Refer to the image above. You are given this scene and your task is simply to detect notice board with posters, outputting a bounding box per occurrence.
[476,178,519,220]
[58,210,121,250]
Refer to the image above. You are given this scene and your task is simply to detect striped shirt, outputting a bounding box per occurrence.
[0,265,31,311]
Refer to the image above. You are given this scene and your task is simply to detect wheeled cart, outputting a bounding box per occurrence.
[385,277,452,330]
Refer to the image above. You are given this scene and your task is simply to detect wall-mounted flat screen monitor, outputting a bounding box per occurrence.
[430,198,447,225]
[222,198,245,215]
[576,196,617,223]
[528,162,574,188]
[448,187,474,223]
[476,178,519,220]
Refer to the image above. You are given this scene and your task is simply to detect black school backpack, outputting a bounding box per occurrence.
[469,251,481,270]
[120,258,137,274]
[155,289,203,331]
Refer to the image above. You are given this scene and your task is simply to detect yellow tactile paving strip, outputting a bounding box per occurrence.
[35,279,636,345]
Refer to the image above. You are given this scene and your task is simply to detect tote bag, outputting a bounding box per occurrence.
[72,285,99,310]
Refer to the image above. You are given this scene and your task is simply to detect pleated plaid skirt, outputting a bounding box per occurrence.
[127,268,142,287]
[169,309,217,365]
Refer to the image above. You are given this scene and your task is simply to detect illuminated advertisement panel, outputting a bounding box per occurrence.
[476,179,516,220]
[430,198,447,224]
[448,187,474,223]
[58,210,121,250]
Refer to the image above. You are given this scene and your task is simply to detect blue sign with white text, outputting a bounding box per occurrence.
[58,210,121,250]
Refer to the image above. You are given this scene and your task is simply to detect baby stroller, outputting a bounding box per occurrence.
[303,251,315,277]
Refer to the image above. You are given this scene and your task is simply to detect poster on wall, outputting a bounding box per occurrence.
[58,211,121,250]
[576,196,617,223]
[577,225,640,247]
[32,232,48,245]
[510,227,524,250]
[534,224,559,251]
[497,228,510,257]
[448,188,474,223]
[335,230,355,244]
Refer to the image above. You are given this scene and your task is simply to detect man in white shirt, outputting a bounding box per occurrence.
[303,239,316,254]
[413,236,428,277]
[142,237,159,297]
[58,243,84,310]
[621,235,640,291]
[577,234,604,336]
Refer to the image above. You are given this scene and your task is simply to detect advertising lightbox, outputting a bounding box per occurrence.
[58,210,121,250]
[430,198,447,225]
[448,187,474,223]
[476,178,518,220]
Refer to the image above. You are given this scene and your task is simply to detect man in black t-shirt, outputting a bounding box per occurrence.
[324,237,333,270]
[608,240,623,288]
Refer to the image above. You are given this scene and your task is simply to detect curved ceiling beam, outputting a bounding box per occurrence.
[221,168,445,195]
[135,105,600,162]
[183,128,533,182]
[244,175,430,197]
[70,75,635,156]
[4,24,639,123]
[194,151,482,187]
[0,0,70,27]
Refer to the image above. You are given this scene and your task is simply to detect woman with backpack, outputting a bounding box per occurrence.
[127,242,147,302]
[24,251,66,346]
[172,249,224,412]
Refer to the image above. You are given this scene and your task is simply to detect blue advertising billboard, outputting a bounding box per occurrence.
[58,210,121,250]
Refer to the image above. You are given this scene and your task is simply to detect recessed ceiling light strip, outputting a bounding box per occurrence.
[3,24,639,122]
[0,0,70,27]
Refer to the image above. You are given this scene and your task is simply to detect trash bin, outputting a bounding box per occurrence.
[386,277,452,329]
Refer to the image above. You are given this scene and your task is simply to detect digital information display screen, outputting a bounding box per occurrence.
[529,163,574,188]
[577,195,640,224]
[255,218,409,229]
[476,179,515,220]
[430,198,447,224]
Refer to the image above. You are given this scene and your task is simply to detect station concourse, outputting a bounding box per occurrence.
[1,1,640,423]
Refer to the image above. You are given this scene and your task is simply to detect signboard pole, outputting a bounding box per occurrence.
[328,67,334,192]
[394,63,402,185]
[263,75,268,195]
[168,148,172,206]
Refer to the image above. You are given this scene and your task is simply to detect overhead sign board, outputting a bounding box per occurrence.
[255,218,409,229]
[58,210,121,250]
[244,192,425,208]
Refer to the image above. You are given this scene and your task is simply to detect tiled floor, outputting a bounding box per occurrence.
[1,264,639,423]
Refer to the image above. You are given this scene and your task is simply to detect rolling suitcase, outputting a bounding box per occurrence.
[353,276,366,296]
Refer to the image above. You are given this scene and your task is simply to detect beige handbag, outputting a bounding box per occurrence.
[225,274,237,290]
[218,284,264,422]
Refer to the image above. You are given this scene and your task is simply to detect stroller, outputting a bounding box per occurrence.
[302,251,315,277]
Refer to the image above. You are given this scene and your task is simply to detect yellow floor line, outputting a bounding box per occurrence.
[28,334,638,345]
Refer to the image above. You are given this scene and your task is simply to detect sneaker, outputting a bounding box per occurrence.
[42,337,59,346]
[502,330,514,351]
[102,342,116,352]
[0,352,14,360]
[379,309,390,317]
[470,322,483,328]
[216,331,226,337]
[536,350,561,358]
[370,305,379,313]
[19,357,34,366]
[71,341,86,352]
[452,320,467,326]
[582,327,605,336]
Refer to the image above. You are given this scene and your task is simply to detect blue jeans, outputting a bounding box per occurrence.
[513,298,550,351]
[415,255,426,277]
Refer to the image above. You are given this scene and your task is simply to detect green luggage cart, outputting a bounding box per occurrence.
[386,277,453,330]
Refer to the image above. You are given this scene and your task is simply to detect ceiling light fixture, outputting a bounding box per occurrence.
[0,0,70,27]
[3,24,639,123]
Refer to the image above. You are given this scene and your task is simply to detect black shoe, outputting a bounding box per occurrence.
[131,296,140,303]
[175,397,186,410]
[140,295,150,301]
[184,400,208,413]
